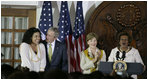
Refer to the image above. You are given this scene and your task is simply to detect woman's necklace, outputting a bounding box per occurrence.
[120,46,130,53]
[117,46,131,61]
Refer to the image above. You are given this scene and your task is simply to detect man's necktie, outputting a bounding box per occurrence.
[48,44,52,62]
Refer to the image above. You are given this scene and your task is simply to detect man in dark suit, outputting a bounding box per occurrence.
[42,27,68,72]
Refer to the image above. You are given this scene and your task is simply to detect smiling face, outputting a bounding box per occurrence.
[119,35,129,48]
[31,32,40,45]
[87,37,97,49]
[46,30,56,43]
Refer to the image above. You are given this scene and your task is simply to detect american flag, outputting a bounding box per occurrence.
[39,1,53,40]
[72,1,86,72]
[57,1,75,73]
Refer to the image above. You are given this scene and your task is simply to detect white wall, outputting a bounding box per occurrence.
[36,1,103,30]
[1,1,39,6]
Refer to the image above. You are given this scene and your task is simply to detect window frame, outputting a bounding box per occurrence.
[1,8,36,67]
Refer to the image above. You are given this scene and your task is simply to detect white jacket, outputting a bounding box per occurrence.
[108,47,144,78]
[19,43,46,72]
[80,47,106,74]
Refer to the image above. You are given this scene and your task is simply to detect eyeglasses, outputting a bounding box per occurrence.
[120,39,128,41]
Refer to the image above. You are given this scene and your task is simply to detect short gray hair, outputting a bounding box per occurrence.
[48,27,59,38]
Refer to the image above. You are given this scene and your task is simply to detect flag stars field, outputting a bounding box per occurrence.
[39,1,53,40]
[39,1,86,72]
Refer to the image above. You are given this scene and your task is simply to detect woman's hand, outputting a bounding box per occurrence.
[93,53,99,63]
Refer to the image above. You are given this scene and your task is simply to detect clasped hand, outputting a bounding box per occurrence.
[92,52,100,63]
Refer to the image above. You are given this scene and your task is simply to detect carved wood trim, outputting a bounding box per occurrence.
[85,2,147,75]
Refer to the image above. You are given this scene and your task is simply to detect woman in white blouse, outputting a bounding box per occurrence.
[80,32,106,74]
[19,27,46,72]
[108,32,145,78]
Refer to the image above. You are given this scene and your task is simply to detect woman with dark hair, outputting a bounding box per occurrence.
[19,27,46,72]
[108,32,144,78]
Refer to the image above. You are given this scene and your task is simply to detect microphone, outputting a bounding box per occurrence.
[116,51,120,60]
[122,51,126,60]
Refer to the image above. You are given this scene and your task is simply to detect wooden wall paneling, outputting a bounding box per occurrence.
[28,9,36,28]
[86,1,147,78]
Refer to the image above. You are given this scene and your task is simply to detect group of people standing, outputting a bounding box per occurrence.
[19,27,68,72]
[19,27,145,79]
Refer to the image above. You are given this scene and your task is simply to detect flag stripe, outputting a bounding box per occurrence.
[72,1,86,72]
[58,1,74,73]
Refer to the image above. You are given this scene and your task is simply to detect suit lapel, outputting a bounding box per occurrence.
[51,40,59,61]
[44,41,50,63]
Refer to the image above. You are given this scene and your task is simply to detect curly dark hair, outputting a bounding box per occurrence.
[22,27,41,44]
[117,32,132,44]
